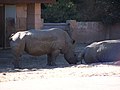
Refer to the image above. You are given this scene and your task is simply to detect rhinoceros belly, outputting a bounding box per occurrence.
[25,40,54,56]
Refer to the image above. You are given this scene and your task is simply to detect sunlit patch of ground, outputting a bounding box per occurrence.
[0,62,120,82]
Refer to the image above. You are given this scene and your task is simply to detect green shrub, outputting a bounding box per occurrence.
[42,0,79,23]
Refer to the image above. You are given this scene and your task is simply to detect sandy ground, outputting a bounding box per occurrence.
[0,63,120,90]
[0,44,120,89]
[1,77,120,90]
[0,61,120,82]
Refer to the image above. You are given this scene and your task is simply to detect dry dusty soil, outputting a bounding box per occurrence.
[0,44,120,90]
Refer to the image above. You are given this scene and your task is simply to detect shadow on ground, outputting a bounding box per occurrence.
[0,49,81,73]
[0,44,88,72]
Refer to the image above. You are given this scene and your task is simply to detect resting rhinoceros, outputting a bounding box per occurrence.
[79,40,120,64]
[10,28,77,68]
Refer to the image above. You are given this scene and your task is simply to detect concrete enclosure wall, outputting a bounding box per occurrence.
[43,20,120,44]
[75,22,106,43]
[42,23,69,30]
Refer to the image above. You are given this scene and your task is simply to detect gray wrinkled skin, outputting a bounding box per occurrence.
[10,28,77,68]
[79,40,120,64]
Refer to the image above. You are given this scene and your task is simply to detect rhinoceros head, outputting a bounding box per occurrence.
[64,50,78,64]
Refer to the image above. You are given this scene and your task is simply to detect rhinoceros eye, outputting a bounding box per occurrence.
[72,40,75,44]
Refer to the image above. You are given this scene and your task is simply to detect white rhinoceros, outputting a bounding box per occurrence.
[10,28,77,68]
[79,40,120,64]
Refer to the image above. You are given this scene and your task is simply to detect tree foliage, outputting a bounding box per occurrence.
[72,0,120,24]
[97,0,120,25]
[42,0,120,24]
[41,0,79,23]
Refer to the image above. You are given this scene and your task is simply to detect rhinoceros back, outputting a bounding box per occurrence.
[23,28,72,56]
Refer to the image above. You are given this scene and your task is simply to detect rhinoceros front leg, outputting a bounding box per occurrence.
[47,50,60,66]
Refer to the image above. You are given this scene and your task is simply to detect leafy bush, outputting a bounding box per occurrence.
[72,0,120,25]
[42,0,120,25]
[42,0,79,23]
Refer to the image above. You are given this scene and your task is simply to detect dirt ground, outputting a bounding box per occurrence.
[0,44,120,90]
